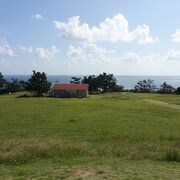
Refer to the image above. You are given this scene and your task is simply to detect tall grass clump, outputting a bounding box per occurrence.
[165,143,180,162]
[0,139,92,165]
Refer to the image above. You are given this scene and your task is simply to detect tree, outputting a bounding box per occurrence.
[111,84,124,92]
[70,77,81,84]
[82,75,99,92]
[5,78,23,93]
[27,70,51,96]
[134,79,156,93]
[158,82,175,94]
[82,72,117,93]
[176,87,180,95]
[19,80,29,91]
[97,72,116,92]
[0,73,6,89]
[0,73,7,94]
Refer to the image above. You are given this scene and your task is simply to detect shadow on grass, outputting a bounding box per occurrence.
[16,94,31,98]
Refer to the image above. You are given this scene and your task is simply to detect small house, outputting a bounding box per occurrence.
[51,83,89,98]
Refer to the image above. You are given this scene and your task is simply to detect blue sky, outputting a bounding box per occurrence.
[1,0,180,75]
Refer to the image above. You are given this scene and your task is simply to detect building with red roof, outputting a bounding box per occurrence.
[51,83,89,98]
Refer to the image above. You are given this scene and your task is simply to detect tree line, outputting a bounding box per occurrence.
[1,71,180,96]
[133,79,180,94]
[0,71,123,96]
[81,72,124,93]
[70,75,180,94]
[70,73,124,93]
[0,71,51,96]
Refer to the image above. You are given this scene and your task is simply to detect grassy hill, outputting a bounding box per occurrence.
[0,92,180,179]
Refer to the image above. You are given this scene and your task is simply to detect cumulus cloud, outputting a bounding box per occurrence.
[132,25,159,44]
[121,52,140,63]
[122,50,180,63]
[54,13,158,44]
[35,46,60,59]
[31,13,45,21]
[120,50,180,64]
[67,43,116,64]
[67,42,180,66]
[171,29,180,42]
[0,39,14,57]
[165,49,180,62]
[19,45,33,53]
[67,43,163,65]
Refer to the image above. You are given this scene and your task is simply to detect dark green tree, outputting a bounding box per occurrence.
[111,84,124,92]
[27,70,51,96]
[70,77,81,84]
[19,80,29,91]
[82,75,99,92]
[0,73,6,89]
[5,78,23,93]
[97,72,116,92]
[158,82,175,94]
[0,73,7,94]
[176,87,180,95]
[82,72,117,93]
[134,79,156,93]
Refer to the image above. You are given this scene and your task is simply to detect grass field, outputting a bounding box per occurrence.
[0,92,180,179]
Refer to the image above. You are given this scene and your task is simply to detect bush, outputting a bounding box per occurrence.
[176,87,180,95]
[134,79,156,93]
[158,82,175,94]
[0,89,9,95]
[111,85,124,92]
[165,144,179,162]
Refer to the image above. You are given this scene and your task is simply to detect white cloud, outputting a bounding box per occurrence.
[171,29,180,42]
[0,39,14,57]
[67,43,116,64]
[121,50,180,64]
[132,25,159,44]
[165,49,180,62]
[121,50,180,63]
[35,46,60,59]
[31,13,45,21]
[67,45,86,62]
[19,45,33,53]
[67,42,180,66]
[54,13,158,44]
[67,43,164,65]
[121,52,140,63]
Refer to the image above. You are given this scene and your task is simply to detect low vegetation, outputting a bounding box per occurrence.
[0,92,180,178]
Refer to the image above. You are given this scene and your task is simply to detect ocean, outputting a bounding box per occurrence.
[4,75,180,90]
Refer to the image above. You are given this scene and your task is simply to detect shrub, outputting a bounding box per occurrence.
[111,85,124,92]
[165,144,179,162]
[176,87,180,95]
[134,79,156,93]
[158,82,175,94]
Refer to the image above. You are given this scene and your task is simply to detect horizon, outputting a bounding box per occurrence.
[4,74,180,89]
[3,74,180,77]
[1,1,180,75]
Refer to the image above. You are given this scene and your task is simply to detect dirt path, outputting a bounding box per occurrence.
[143,98,180,110]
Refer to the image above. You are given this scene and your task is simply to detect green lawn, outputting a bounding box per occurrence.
[0,92,180,179]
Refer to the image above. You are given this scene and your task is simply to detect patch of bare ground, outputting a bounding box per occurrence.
[70,165,111,179]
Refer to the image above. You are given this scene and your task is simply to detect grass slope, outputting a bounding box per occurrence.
[0,92,180,179]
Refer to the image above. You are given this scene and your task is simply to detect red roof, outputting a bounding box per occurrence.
[52,83,89,91]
